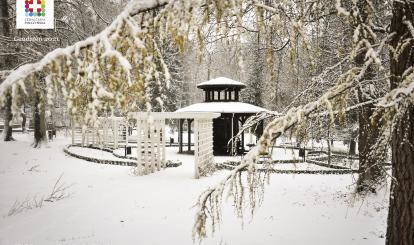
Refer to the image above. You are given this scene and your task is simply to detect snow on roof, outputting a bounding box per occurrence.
[175,102,268,114]
[197,77,246,88]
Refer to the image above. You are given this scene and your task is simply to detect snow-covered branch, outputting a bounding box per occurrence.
[193,33,389,241]
[0,0,169,96]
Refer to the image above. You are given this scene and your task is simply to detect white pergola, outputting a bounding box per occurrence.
[72,112,220,179]
[131,112,220,178]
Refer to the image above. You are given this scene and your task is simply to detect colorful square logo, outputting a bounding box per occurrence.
[25,0,46,17]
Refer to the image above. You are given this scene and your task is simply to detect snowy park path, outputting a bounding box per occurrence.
[0,133,388,245]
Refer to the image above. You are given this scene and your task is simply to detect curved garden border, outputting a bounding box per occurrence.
[216,162,357,174]
[217,163,358,174]
[112,147,138,160]
[63,145,182,168]
[64,145,136,166]
[217,149,361,174]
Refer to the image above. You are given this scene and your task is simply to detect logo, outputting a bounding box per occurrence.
[16,0,54,29]
[25,0,46,17]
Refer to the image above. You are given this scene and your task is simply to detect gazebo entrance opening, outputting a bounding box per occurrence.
[177,118,194,154]
[177,113,264,156]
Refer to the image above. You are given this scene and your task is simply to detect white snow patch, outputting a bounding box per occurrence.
[0,133,389,245]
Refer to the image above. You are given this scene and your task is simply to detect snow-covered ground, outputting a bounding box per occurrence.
[0,133,389,245]
[112,146,301,163]
[279,138,359,154]
[69,146,133,163]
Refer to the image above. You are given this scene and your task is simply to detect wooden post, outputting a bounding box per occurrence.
[143,120,149,174]
[103,120,107,148]
[114,120,118,149]
[241,128,245,152]
[231,114,234,155]
[194,119,199,179]
[136,119,142,173]
[81,126,85,147]
[154,120,161,171]
[161,119,166,168]
[209,120,213,164]
[71,120,75,145]
[92,127,96,146]
[125,122,129,148]
[86,128,89,146]
[178,119,183,153]
[150,122,156,173]
[240,116,247,153]
[187,119,192,152]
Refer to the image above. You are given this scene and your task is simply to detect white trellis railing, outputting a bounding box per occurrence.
[72,112,219,178]
[131,112,219,178]
[135,117,166,174]
[194,119,214,178]
[71,117,127,149]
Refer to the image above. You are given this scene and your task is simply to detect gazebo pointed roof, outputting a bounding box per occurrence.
[176,77,268,114]
[197,77,246,89]
[175,102,267,114]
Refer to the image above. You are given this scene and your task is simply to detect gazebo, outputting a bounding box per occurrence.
[176,77,267,155]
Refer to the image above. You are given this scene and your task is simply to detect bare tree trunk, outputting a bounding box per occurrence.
[207,52,211,80]
[349,139,356,155]
[353,0,383,193]
[386,2,414,244]
[326,123,331,165]
[273,53,282,110]
[0,0,14,141]
[21,104,26,133]
[356,101,382,192]
[33,91,47,147]
[387,108,414,245]
[2,90,14,141]
[348,112,358,156]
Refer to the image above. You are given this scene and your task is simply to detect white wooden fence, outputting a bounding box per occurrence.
[72,112,219,178]
[71,117,127,149]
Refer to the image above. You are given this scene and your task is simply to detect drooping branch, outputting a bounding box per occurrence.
[193,33,390,241]
[0,0,169,105]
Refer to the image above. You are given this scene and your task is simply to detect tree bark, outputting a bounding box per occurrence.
[386,2,414,245]
[356,101,382,192]
[353,0,383,193]
[2,90,14,141]
[349,139,356,155]
[326,123,332,165]
[33,91,47,147]
[21,104,26,133]
[387,108,414,245]
[0,0,14,141]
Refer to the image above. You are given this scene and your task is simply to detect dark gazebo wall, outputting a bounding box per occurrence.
[212,113,260,155]
[178,83,264,155]
[202,87,241,102]
[177,113,259,155]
